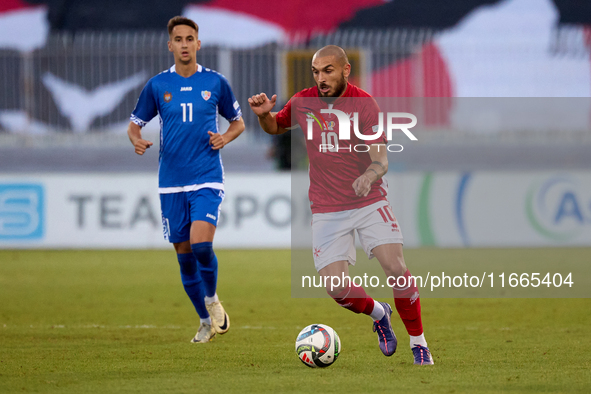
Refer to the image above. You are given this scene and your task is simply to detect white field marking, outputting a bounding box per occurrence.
[5,324,283,330]
[2,324,183,329]
[295,326,353,330]
[239,326,276,329]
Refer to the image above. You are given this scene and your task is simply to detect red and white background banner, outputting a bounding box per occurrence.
[1,0,590,135]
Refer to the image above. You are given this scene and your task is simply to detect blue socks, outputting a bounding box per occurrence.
[176,243,218,320]
[177,253,208,318]
[191,242,218,298]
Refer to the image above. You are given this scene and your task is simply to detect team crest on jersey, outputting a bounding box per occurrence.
[304,109,329,131]
[201,90,211,101]
[163,92,172,102]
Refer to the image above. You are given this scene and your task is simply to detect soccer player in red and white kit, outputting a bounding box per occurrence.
[248,45,433,365]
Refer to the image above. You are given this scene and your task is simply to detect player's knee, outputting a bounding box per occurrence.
[177,253,197,276]
[326,284,350,301]
[191,242,216,267]
[383,260,407,278]
[177,253,202,288]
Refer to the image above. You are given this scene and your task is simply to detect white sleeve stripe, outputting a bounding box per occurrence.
[130,114,147,127]
[228,109,242,122]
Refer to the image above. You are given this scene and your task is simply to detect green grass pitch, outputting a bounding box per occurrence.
[1,248,590,393]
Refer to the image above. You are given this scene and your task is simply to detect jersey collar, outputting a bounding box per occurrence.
[169,64,203,73]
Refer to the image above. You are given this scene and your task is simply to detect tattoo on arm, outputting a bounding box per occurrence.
[364,161,385,182]
[367,168,379,179]
[371,161,386,173]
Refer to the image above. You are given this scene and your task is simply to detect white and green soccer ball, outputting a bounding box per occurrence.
[295,324,341,368]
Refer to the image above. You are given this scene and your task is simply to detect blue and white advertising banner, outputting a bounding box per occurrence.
[1,171,590,249]
[0,173,291,249]
[393,171,591,248]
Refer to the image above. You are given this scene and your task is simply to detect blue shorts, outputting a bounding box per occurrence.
[160,188,225,243]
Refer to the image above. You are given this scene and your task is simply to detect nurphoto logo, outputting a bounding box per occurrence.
[305,108,418,153]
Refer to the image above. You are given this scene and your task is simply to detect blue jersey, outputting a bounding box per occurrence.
[131,64,242,192]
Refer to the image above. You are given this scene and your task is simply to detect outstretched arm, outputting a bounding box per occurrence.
[208,117,245,150]
[248,93,288,135]
[352,144,388,197]
[127,121,153,155]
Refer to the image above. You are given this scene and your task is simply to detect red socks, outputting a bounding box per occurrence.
[330,285,375,315]
[392,269,423,336]
[328,270,424,337]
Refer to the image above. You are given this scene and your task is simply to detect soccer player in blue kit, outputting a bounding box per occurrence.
[127,16,244,343]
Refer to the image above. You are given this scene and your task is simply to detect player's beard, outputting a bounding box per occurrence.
[318,72,347,98]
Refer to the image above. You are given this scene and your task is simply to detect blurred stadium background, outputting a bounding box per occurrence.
[1,1,591,392]
[1,0,590,249]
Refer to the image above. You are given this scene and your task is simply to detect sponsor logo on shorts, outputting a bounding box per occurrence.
[313,247,321,258]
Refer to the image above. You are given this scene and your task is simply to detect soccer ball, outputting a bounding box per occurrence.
[295,324,341,368]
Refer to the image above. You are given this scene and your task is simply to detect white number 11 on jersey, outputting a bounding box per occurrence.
[181,103,193,122]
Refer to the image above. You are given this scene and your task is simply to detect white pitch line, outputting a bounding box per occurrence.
[239,326,276,329]
[3,324,281,330]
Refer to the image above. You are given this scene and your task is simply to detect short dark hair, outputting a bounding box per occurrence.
[167,16,199,36]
